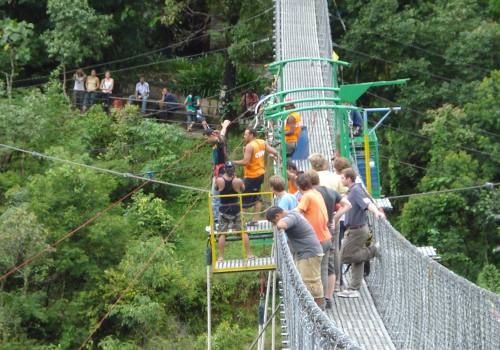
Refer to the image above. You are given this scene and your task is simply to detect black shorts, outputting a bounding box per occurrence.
[243,175,264,208]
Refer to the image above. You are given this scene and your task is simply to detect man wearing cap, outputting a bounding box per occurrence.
[284,97,302,159]
[215,161,254,261]
[204,120,231,224]
[232,128,280,224]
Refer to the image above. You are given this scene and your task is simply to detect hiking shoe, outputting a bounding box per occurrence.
[325,298,333,309]
[337,290,360,298]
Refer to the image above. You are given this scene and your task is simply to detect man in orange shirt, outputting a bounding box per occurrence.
[296,173,332,302]
[233,128,280,224]
[284,98,301,159]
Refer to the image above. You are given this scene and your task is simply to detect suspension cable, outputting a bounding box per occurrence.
[0,143,209,193]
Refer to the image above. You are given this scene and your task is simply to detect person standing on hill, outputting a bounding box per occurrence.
[233,128,280,224]
[184,92,201,132]
[83,69,100,111]
[215,161,254,261]
[73,68,86,111]
[128,75,150,114]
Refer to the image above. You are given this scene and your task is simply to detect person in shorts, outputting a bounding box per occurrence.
[233,128,280,225]
[215,161,254,261]
[266,206,325,309]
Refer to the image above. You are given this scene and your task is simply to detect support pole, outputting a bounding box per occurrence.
[206,247,212,350]
[271,269,277,350]
[363,110,372,194]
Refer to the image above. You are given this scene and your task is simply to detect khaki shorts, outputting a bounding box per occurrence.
[296,255,324,299]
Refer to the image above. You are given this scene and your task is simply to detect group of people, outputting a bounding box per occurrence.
[204,119,384,310]
[267,153,385,309]
[204,123,280,261]
[72,70,179,118]
[72,69,114,113]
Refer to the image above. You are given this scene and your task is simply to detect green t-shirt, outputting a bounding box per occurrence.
[185,95,200,112]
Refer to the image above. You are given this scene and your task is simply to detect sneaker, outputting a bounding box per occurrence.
[325,298,333,309]
[337,290,360,298]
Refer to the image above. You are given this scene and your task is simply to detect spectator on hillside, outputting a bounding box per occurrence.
[269,175,298,211]
[232,128,280,225]
[266,206,325,309]
[73,68,86,111]
[305,169,351,309]
[159,87,178,120]
[184,92,208,131]
[100,71,114,114]
[296,173,332,304]
[128,75,150,114]
[240,89,259,118]
[83,69,100,111]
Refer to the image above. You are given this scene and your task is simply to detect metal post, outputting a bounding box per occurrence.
[261,271,272,350]
[206,247,212,350]
[271,269,277,350]
[363,110,372,194]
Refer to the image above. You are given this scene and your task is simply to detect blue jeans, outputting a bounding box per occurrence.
[128,95,149,113]
[84,91,97,109]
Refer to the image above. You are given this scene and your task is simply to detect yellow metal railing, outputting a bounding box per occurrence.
[208,191,275,272]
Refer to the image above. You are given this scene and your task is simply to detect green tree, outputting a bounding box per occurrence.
[43,0,112,94]
[0,18,34,99]
[0,204,48,293]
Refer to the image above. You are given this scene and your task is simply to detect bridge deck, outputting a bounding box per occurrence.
[327,275,396,349]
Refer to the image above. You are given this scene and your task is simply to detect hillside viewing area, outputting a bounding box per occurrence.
[0,0,499,349]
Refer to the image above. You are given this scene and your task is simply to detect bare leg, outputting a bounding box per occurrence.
[315,298,325,311]
[327,273,336,300]
[243,233,253,258]
[252,200,262,222]
[218,235,226,260]
[202,120,209,130]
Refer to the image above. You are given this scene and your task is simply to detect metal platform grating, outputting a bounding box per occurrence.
[213,256,276,273]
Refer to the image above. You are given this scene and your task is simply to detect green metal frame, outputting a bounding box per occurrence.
[264,56,408,193]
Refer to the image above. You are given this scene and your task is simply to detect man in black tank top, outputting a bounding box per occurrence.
[215,161,254,261]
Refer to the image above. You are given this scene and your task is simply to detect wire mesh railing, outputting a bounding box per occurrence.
[275,228,361,349]
[367,217,500,350]
[273,1,500,349]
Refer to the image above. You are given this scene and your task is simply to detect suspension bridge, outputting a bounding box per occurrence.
[268,1,499,349]
[207,1,500,349]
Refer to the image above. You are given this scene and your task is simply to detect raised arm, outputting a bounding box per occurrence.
[220,120,231,139]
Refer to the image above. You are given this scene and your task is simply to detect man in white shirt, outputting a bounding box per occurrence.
[128,75,150,114]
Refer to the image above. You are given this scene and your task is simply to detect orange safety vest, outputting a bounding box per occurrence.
[244,139,266,178]
[284,112,302,143]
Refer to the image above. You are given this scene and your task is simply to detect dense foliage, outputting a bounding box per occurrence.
[331,0,499,284]
[0,0,498,348]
